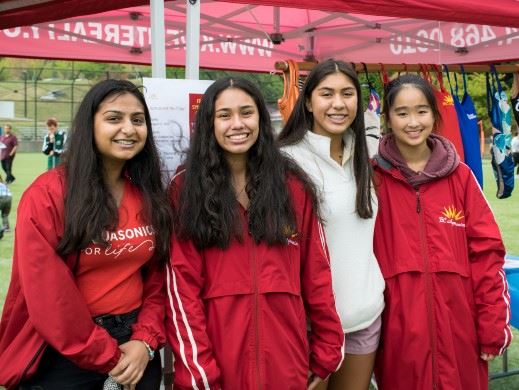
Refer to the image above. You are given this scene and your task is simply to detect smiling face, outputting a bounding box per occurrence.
[213,87,260,160]
[93,92,147,170]
[306,71,358,139]
[387,85,434,153]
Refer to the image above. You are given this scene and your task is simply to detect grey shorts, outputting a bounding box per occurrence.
[344,315,382,355]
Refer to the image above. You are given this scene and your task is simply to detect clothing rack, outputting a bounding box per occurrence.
[274,61,519,73]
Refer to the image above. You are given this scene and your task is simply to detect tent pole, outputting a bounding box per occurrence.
[151,0,166,78]
[274,61,519,74]
[186,0,200,80]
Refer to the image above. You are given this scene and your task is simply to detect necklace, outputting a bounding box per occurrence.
[233,181,247,197]
[332,148,344,163]
[234,182,249,209]
[236,184,247,196]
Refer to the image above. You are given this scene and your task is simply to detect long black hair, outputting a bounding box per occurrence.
[56,79,172,266]
[175,76,318,249]
[278,59,374,219]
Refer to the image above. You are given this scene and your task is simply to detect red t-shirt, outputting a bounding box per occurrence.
[76,180,156,316]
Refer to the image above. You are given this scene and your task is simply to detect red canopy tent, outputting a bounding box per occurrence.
[1,0,519,29]
[0,0,518,72]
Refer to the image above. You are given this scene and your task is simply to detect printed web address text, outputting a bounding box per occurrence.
[1,23,273,57]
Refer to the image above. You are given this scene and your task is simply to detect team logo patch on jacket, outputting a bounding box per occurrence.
[439,205,465,227]
[443,94,454,106]
[286,231,299,246]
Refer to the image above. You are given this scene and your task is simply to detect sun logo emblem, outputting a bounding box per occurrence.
[442,205,464,221]
[443,95,454,106]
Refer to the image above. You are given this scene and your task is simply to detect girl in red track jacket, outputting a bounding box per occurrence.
[165,77,344,390]
[373,74,512,389]
[0,80,172,389]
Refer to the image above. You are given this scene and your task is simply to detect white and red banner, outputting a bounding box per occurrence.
[143,77,213,177]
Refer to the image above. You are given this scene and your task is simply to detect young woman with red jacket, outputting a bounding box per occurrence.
[373,74,512,389]
[0,80,173,389]
[165,77,344,390]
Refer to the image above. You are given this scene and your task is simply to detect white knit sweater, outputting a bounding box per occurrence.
[282,130,385,333]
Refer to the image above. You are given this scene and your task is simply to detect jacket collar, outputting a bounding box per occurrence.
[372,154,408,184]
[303,129,354,167]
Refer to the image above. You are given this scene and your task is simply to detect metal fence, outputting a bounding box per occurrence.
[0,65,285,142]
[0,67,151,140]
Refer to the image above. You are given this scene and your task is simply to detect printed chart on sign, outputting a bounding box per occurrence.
[143,78,213,179]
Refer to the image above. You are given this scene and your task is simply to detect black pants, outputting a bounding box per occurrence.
[19,310,162,390]
[1,155,15,183]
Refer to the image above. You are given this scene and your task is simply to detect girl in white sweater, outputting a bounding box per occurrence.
[279,59,384,390]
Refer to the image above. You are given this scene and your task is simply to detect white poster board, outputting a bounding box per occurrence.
[0,101,15,118]
[143,77,213,179]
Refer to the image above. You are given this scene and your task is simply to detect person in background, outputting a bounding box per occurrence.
[373,74,511,389]
[0,174,12,238]
[42,117,67,170]
[278,59,385,390]
[512,128,519,177]
[0,123,18,184]
[0,79,173,389]
[166,77,344,390]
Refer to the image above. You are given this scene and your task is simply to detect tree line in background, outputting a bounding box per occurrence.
[0,57,515,137]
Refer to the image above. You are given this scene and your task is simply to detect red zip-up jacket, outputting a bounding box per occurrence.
[373,157,512,390]
[166,171,344,390]
[0,169,166,389]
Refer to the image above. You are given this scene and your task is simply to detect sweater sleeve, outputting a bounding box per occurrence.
[297,183,345,379]
[15,182,120,372]
[164,236,221,390]
[130,265,167,351]
[464,170,512,356]
[41,136,52,155]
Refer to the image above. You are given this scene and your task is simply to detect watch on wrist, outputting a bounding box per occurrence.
[141,340,155,360]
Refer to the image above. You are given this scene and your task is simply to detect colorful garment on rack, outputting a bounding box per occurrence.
[422,65,465,161]
[364,69,381,157]
[487,65,514,198]
[446,65,483,187]
[511,73,519,127]
[278,59,300,123]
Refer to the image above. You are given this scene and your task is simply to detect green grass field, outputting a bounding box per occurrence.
[0,153,519,388]
[0,153,46,301]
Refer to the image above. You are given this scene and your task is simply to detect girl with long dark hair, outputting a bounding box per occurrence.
[0,79,172,389]
[278,59,385,390]
[165,77,344,390]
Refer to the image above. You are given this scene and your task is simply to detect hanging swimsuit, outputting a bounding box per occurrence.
[486,65,514,198]
[363,64,381,157]
[421,65,465,161]
[446,65,483,187]
[511,72,519,127]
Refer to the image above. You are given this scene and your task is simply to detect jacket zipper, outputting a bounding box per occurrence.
[20,342,46,382]
[250,234,262,389]
[416,190,438,389]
